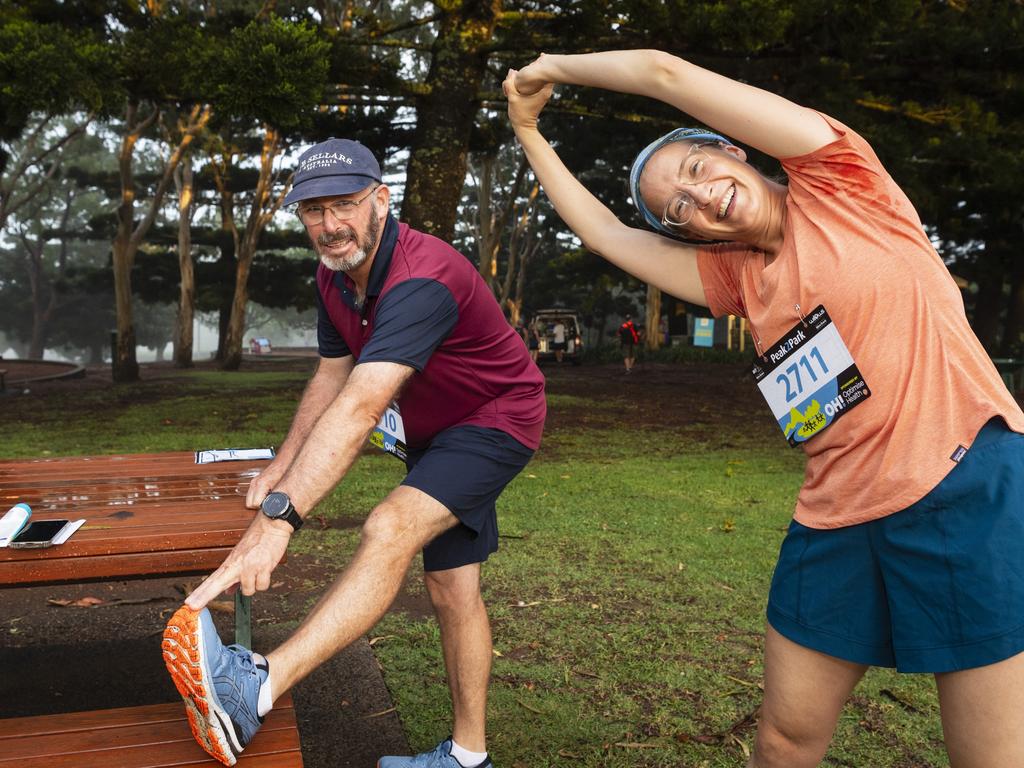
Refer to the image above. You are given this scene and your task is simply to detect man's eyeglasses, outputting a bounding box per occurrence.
[661,144,713,230]
[297,184,380,226]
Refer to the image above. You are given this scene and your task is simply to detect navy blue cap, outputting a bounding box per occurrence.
[628,127,733,235]
[284,138,382,206]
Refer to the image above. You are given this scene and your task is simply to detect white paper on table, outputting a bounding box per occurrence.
[194,448,276,464]
[52,519,86,545]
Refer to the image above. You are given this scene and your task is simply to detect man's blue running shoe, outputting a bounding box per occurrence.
[162,606,268,766]
[378,739,493,768]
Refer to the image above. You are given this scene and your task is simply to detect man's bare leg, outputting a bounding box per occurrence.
[266,485,458,695]
[425,564,491,753]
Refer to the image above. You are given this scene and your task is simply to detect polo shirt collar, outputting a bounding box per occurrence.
[333,213,399,310]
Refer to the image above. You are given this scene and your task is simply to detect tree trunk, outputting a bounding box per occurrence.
[220,126,287,371]
[111,215,140,382]
[173,159,196,368]
[20,235,47,359]
[645,284,662,351]
[110,100,210,382]
[400,0,500,241]
[474,155,499,293]
[222,253,254,371]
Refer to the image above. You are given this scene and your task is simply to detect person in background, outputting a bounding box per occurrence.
[527,316,541,363]
[504,49,1024,767]
[619,314,640,374]
[551,320,566,363]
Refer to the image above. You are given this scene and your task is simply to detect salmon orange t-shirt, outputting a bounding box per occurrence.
[697,113,1024,529]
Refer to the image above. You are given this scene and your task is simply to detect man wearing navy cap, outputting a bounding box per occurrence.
[162,139,546,768]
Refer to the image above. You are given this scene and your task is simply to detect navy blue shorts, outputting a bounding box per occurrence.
[768,417,1024,673]
[401,425,534,572]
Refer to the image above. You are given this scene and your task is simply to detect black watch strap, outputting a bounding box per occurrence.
[278,504,303,531]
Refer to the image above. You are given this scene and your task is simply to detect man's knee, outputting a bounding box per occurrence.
[362,498,435,556]
[424,566,483,614]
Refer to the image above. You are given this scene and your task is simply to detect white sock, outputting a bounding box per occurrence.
[449,739,488,767]
[254,653,274,718]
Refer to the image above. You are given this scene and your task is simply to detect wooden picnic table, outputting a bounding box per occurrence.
[0,450,267,589]
[0,450,274,647]
[0,450,304,766]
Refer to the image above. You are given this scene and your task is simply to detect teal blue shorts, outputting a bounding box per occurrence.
[767,417,1024,673]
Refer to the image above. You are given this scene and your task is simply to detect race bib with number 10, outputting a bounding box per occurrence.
[751,305,870,446]
[368,403,408,461]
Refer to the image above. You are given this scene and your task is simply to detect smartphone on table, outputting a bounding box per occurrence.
[9,520,73,549]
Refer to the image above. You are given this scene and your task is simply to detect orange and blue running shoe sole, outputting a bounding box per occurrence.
[162,605,266,766]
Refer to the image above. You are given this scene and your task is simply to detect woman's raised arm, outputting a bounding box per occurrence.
[503,69,707,307]
[514,50,837,159]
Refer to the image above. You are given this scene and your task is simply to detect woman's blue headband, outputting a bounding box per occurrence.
[628,127,734,235]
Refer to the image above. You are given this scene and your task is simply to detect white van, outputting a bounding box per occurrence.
[530,309,583,364]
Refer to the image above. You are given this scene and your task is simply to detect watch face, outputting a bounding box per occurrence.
[262,492,290,518]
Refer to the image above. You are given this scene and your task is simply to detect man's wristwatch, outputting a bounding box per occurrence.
[260,491,303,531]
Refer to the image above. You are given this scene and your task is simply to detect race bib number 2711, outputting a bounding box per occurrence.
[751,305,870,446]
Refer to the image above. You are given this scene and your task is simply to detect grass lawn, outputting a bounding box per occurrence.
[0,366,948,767]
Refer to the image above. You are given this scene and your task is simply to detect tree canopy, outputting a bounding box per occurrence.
[2,0,1022,368]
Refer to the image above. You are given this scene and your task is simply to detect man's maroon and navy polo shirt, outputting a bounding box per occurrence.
[316,215,546,451]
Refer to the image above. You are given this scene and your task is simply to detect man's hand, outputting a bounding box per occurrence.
[503,68,555,132]
[245,458,290,509]
[185,514,292,611]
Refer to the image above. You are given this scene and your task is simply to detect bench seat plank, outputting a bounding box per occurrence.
[0,696,301,767]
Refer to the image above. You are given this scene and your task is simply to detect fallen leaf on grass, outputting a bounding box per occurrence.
[516,700,544,715]
[511,597,565,608]
[613,742,661,749]
[48,596,105,608]
[557,749,583,759]
[675,707,760,748]
[368,635,396,646]
[361,707,396,719]
[880,688,922,714]
[724,674,763,690]
[729,733,751,758]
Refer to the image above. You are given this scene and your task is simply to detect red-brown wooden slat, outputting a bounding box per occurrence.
[0,548,232,586]
[0,696,296,744]
[0,697,301,767]
[1,526,246,557]
[0,454,269,479]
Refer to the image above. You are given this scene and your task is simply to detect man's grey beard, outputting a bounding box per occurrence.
[317,203,381,272]
[319,246,368,273]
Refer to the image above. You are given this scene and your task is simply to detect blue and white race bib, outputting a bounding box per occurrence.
[368,403,408,461]
[751,305,870,446]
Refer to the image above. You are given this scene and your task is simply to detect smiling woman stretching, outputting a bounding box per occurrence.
[504,50,1024,768]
